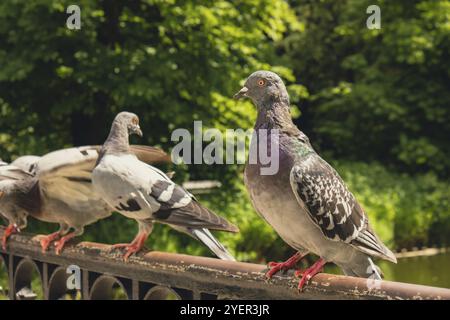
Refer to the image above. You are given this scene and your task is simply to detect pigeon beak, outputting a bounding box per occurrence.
[133,125,143,137]
[234,86,249,100]
[136,126,143,137]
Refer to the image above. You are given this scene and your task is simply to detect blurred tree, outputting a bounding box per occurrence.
[0,0,300,154]
[284,0,450,177]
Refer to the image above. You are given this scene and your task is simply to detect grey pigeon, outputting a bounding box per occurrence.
[0,145,169,253]
[92,112,239,261]
[234,71,396,290]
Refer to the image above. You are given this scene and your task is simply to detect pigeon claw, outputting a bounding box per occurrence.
[110,231,148,262]
[109,243,142,261]
[2,224,18,251]
[123,244,142,261]
[54,240,66,255]
[265,251,308,279]
[54,232,77,255]
[266,262,288,278]
[40,232,62,253]
[295,258,326,292]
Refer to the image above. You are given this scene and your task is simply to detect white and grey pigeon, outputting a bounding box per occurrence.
[234,71,396,290]
[92,112,239,261]
[0,145,169,253]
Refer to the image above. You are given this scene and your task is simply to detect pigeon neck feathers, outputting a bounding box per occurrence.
[100,120,131,159]
[254,98,300,137]
[252,82,314,152]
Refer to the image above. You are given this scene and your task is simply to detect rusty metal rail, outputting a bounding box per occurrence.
[0,227,449,300]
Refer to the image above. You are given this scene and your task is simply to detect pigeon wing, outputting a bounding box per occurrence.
[11,156,41,174]
[129,145,171,164]
[36,145,171,213]
[101,156,238,233]
[144,165,238,232]
[36,146,106,213]
[290,153,396,262]
[0,155,40,181]
[0,164,34,181]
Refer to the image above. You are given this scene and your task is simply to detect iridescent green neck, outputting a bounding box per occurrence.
[293,139,314,158]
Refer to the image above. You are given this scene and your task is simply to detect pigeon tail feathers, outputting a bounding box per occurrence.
[190,228,236,261]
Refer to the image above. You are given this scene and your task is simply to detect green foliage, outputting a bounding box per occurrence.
[0,0,299,159]
[284,0,450,177]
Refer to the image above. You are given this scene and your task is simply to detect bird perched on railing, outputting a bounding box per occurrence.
[0,145,169,253]
[234,71,396,290]
[92,112,238,261]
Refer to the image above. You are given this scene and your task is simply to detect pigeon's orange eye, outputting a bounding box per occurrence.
[257,79,265,86]
[132,117,139,125]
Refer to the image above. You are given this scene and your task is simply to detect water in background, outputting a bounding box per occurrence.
[325,252,450,288]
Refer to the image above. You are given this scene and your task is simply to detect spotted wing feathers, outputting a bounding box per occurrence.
[290,154,396,262]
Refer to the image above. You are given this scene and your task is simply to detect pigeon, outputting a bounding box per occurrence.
[234,71,396,290]
[0,145,169,253]
[92,112,239,261]
[0,156,40,246]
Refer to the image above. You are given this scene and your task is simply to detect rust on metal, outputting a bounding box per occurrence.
[0,227,449,300]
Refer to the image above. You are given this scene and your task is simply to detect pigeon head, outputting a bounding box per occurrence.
[114,112,143,138]
[234,71,289,107]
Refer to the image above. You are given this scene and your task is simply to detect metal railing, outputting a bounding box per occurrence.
[1,227,449,300]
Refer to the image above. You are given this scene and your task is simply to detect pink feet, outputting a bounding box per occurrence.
[265,251,308,279]
[54,232,78,255]
[2,224,19,250]
[110,232,148,261]
[40,231,62,253]
[265,253,326,291]
[295,258,326,291]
